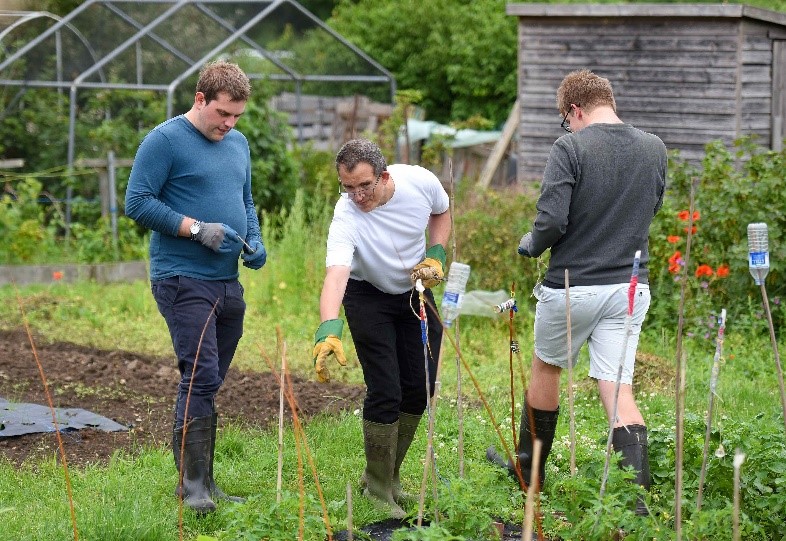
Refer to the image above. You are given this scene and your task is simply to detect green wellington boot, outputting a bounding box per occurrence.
[361,419,406,519]
[391,413,421,506]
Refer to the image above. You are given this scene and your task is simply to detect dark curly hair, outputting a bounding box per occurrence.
[335,139,388,176]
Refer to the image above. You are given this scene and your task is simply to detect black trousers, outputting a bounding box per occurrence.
[343,279,442,424]
[151,275,246,426]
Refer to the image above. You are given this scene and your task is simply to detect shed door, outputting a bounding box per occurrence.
[774,41,786,151]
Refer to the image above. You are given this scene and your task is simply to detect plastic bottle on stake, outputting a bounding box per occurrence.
[441,262,471,327]
[747,223,770,285]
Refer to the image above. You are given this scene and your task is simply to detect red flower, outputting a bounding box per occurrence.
[695,264,714,278]
[667,235,681,244]
[52,271,63,281]
[668,251,682,264]
[683,226,697,235]
[677,210,700,221]
[668,263,681,274]
[716,264,730,278]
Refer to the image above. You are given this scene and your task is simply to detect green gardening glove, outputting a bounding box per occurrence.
[312,319,347,383]
[410,244,446,288]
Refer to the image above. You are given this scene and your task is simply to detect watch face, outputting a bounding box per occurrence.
[190,222,200,235]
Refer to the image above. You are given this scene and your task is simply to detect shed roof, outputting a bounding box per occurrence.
[506,3,786,27]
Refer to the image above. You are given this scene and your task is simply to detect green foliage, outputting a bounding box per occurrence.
[392,524,465,541]
[0,177,146,264]
[241,84,300,215]
[374,89,425,164]
[330,0,517,125]
[217,491,327,540]
[648,138,786,339]
[453,186,540,292]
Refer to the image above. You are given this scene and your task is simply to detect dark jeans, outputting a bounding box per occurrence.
[343,279,442,424]
[151,275,246,426]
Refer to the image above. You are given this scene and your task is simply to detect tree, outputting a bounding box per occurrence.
[328,0,517,125]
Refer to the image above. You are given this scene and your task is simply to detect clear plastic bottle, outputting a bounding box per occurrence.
[747,223,769,285]
[441,262,471,327]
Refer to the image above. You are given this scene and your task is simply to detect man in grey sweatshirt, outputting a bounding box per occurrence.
[488,69,666,517]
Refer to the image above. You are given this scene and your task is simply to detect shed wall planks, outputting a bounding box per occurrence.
[513,7,786,179]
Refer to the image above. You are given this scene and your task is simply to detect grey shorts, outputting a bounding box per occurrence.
[533,282,651,385]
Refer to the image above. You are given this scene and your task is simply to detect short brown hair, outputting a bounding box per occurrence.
[196,60,251,104]
[556,69,616,116]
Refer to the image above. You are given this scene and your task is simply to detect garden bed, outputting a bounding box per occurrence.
[0,327,365,467]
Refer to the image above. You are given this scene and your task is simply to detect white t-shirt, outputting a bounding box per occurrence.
[326,163,450,294]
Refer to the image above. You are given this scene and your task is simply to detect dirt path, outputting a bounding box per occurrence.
[0,328,364,468]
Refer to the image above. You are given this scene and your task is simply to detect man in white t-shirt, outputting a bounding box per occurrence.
[313,139,451,518]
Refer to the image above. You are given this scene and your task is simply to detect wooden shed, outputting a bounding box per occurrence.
[506,3,786,179]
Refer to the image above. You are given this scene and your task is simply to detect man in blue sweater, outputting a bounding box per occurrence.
[125,60,266,514]
[487,70,666,517]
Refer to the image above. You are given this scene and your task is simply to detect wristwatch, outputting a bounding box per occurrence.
[189,221,202,241]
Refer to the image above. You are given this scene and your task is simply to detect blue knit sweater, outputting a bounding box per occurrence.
[125,116,260,281]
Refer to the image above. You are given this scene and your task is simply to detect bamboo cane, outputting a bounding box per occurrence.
[276,331,286,503]
[16,285,80,541]
[448,160,466,479]
[758,283,786,434]
[673,181,698,540]
[522,439,543,541]
[733,449,746,541]
[346,482,354,541]
[600,251,641,498]
[417,279,448,526]
[509,283,519,459]
[565,269,576,476]
[697,308,726,512]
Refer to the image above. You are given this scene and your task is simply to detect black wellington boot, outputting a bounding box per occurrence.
[486,401,559,491]
[612,424,651,516]
[208,411,245,503]
[173,416,216,514]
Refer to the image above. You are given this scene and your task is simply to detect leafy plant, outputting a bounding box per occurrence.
[648,138,786,339]
[217,491,327,541]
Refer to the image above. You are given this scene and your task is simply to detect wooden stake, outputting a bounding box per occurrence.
[346,482,354,541]
[522,439,542,541]
[697,309,726,511]
[758,283,786,434]
[276,333,286,503]
[449,159,465,479]
[565,269,576,476]
[733,449,746,541]
[673,179,698,540]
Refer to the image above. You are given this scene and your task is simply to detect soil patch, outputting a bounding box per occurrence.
[0,328,365,468]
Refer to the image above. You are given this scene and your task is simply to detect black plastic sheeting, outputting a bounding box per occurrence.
[0,397,127,437]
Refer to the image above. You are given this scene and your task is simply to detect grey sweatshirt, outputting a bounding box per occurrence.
[527,123,666,287]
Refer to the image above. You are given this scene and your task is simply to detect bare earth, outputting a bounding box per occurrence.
[0,328,365,468]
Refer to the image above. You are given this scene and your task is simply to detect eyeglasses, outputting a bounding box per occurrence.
[338,172,381,200]
[560,104,578,133]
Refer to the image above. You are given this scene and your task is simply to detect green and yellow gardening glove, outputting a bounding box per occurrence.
[410,244,446,289]
[312,319,348,383]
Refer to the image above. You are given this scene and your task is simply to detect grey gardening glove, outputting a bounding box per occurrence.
[518,232,533,257]
[195,223,242,254]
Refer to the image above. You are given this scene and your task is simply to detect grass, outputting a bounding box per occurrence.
[2,196,786,539]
